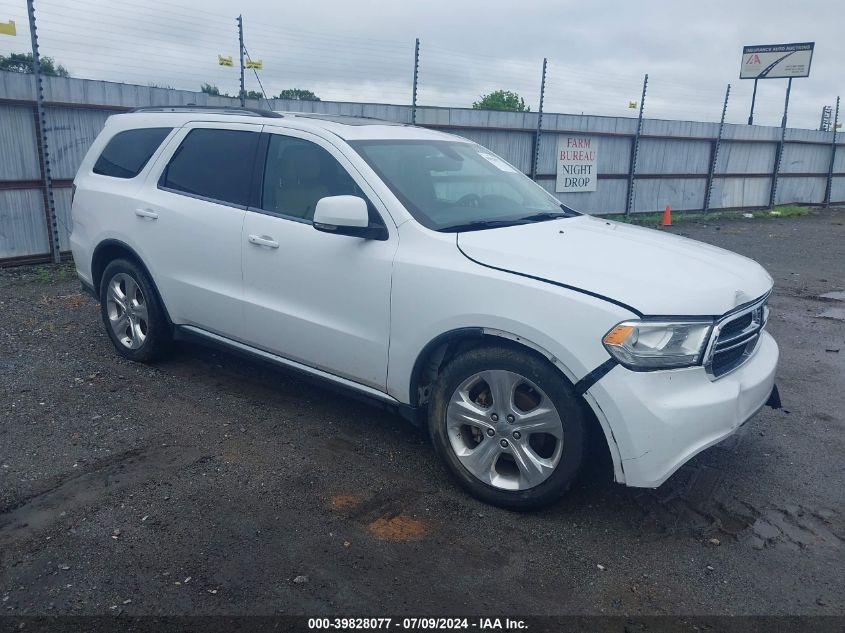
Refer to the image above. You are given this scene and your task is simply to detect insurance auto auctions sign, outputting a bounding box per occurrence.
[556,136,597,193]
[740,42,814,79]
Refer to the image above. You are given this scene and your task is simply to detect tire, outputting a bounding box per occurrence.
[428,345,585,510]
[99,258,169,362]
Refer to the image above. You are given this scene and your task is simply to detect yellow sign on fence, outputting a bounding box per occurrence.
[218,55,233,67]
[245,59,263,70]
[0,20,16,36]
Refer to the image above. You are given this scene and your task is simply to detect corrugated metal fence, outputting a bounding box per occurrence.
[1,72,843,263]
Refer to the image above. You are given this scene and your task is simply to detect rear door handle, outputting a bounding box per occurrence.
[135,208,159,220]
[248,234,280,249]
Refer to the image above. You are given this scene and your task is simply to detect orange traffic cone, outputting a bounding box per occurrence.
[661,205,672,227]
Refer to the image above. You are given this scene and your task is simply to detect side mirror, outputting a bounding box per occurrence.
[312,195,387,240]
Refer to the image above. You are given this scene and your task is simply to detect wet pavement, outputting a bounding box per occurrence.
[1,208,843,616]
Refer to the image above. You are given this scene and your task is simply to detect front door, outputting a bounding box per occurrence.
[241,129,397,390]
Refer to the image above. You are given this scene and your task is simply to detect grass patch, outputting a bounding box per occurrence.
[33,266,53,284]
[30,263,75,284]
[603,205,811,226]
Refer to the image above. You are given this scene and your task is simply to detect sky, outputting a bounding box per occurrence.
[1,0,842,129]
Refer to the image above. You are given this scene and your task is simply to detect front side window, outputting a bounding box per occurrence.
[351,140,578,232]
[161,128,259,207]
[260,135,367,221]
[93,127,172,179]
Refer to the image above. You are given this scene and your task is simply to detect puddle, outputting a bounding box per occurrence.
[817,290,845,302]
[817,307,845,321]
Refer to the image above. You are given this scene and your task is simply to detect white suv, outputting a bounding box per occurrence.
[70,107,779,509]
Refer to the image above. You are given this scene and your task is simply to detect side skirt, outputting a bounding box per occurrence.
[173,325,414,418]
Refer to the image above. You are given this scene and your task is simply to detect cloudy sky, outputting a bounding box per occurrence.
[1,0,842,129]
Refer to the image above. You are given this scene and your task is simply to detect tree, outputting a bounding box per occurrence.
[277,88,320,101]
[200,83,224,96]
[0,52,69,77]
[244,90,264,99]
[472,90,529,112]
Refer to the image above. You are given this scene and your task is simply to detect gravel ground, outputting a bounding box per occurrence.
[1,208,843,616]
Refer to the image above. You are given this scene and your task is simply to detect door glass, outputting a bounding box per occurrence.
[161,128,259,207]
[261,135,364,220]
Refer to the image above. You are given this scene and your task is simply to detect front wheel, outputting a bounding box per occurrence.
[428,345,585,510]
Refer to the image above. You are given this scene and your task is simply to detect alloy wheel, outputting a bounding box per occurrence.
[105,273,149,350]
[445,370,564,490]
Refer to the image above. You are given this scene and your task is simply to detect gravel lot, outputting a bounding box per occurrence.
[1,208,843,616]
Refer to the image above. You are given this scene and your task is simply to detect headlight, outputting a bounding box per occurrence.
[603,320,713,370]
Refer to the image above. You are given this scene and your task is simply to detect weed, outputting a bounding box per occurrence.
[603,205,811,226]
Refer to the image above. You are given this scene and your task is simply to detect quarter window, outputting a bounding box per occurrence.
[261,135,365,220]
[161,128,259,207]
[93,127,172,179]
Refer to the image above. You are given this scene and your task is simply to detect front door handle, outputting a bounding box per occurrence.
[248,234,280,249]
[134,208,159,220]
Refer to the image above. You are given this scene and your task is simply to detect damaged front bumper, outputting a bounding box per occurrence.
[584,330,780,488]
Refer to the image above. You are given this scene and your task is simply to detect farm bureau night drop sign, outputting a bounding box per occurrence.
[556,136,597,193]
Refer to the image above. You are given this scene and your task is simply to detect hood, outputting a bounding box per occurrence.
[456,215,773,317]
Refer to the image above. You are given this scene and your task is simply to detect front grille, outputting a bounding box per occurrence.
[719,311,752,337]
[707,300,767,378]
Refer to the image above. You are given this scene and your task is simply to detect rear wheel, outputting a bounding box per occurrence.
[429,345,585,509]
[99,259,169,362]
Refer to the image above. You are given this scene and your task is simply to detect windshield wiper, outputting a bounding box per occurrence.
[440,211,576,233]
[518,211,576,222]
[439,219,532,233]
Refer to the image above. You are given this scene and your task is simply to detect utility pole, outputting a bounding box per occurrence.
[625,73,648,216]
[823,96,840,207]
[27,0,60,263]
[530,58,547,181]
[411,38,420,125]
[237,15,245,106]
[819,105,832,131]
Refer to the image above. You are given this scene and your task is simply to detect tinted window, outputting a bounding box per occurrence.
[93,127,172,178]
[161,128,259,207]
[261,135,365,220]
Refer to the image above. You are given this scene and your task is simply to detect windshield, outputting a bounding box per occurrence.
[350,139,579,231]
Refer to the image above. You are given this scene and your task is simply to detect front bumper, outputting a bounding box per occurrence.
[587,330,779,488]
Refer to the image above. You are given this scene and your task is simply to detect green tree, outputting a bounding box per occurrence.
[244,90,264,99]
[200,82,223,96]
[472,89,529,112]
[0,52,69,77]
[277,88,320,101]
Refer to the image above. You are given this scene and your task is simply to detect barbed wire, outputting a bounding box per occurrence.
[0,0,834,128]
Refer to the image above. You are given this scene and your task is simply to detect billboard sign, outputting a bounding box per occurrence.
[740,42,814,79]
[556,136,597,193]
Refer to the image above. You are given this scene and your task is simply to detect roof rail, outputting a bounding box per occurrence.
[289,112,404,126]
[130,105,283,118]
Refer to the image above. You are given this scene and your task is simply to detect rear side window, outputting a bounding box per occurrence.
[160,128,259,207]
[93,127,172,178]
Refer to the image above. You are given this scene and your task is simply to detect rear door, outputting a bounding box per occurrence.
[138,122,261,335]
